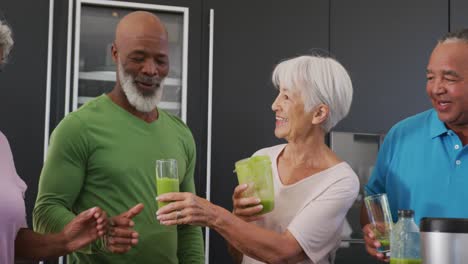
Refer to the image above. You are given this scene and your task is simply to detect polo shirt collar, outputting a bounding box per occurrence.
[429,109,450,138]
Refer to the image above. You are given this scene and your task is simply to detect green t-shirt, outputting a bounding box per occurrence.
[33,95,204,263]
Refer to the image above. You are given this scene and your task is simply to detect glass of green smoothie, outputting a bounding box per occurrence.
[364,193,393,258]
[155,159,179,209]
[234,155,274,215]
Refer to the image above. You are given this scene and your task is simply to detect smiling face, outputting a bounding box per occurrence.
[271,86,316,141]
[115,36,169,97]
[112,12,169,112]
[426,41,468,130]
[117,55,164,113]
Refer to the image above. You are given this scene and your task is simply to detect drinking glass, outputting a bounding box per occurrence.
[234,155,274,214]
[155,159,179,209]
[364,193,393,257]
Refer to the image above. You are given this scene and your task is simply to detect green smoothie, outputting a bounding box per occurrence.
[156,177,179,208]
[379,239,390,247]
[260,199,274,214]
[378,239,390,253]
[235,156,275,215]
[390,258,422,264]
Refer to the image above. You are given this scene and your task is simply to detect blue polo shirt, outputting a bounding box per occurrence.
[365,109,468,224]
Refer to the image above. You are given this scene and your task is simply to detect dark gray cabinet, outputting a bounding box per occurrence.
[451,0,468,31]
[331,0,447,134]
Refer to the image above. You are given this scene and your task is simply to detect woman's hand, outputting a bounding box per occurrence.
[156,192,220,227]
[232,184,263,222]
[61,206,107,253]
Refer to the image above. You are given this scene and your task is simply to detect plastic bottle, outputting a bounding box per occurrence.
[390,209,422,264]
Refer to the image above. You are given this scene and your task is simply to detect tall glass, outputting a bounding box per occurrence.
[234,155,275,215]
[155,159,179,209]
[364,193,393,257]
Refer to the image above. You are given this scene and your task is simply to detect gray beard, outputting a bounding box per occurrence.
[118,61,163,113]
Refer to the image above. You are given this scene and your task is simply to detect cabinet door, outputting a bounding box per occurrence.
[451,0,468,31]
[0,0,51,231]
[204,1,329,263]
[331,0,447,134]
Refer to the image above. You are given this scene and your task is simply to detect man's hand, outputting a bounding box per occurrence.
[105,203,144,254]
[62,206,107,253]
[363,224,390,262]
[232,184,263,222]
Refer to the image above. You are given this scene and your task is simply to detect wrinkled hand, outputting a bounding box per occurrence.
[105,203,144,254]
[156,192,219,227]
[232,184,263,222]
[62,206,107,253]
[363,224,389,262]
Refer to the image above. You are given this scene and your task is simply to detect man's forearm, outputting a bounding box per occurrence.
[15,228,69,260]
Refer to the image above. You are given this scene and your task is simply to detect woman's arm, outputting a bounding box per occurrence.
[15,207,106,260]
[157,171,358,264]
[227,184,269,264]
[227,243,243,264]
[157,193,306,264]
[214,206,307,264]
[15,229,69,260]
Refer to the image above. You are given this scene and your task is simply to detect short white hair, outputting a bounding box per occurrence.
[0,20,14,62]
[272,55,353,132]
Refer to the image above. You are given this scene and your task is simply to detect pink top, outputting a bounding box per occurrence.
[0,131,27,263]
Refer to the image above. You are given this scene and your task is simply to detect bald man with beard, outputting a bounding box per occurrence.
[33,11,205,263]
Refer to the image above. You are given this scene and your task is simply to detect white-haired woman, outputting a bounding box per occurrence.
[0,19,107,263]
[156,55,359,264]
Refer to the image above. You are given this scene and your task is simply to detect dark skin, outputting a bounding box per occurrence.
[14,207,107,261]
[105,203,144,253]
[108,11,169,123]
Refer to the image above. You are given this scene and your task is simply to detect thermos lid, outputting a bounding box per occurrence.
[420,217,468,233]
